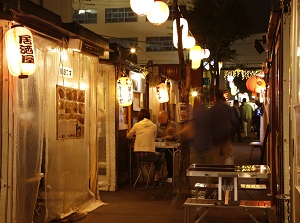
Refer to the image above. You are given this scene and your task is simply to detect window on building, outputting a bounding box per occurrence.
[105,8,138,23]
[108,38,138,48]
[73,9,97,24]
[146,36,176,52]
[168,5,176,21]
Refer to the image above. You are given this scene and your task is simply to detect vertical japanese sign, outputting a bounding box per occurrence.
[5,25,36,78]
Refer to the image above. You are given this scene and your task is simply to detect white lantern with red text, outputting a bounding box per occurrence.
[146,1,169,25]
[117,77,133,106]
[130,0,154,16]
[156,82,169,103]
[5,25,36,78]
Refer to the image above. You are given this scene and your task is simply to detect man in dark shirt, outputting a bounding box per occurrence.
[210,90,234,165]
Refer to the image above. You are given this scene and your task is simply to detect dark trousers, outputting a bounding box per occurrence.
[157,148,173,178]
[231,125,242,142]
[135,152,162,172]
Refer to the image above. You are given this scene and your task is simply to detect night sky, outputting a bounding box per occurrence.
[245,0,272,34]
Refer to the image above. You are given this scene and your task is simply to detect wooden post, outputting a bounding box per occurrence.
[174,0,190,195]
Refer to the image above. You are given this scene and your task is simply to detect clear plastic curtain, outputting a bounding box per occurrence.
[11,36,47,223]
[42,40,97,221]
[1,27,113,222]
[96,64,116,192]
[9,33,102,222]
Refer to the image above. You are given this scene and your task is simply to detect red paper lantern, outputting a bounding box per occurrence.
[246,76,266,93]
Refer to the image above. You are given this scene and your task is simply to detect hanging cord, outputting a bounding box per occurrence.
[58,48,64,85]
[57,38,68,86]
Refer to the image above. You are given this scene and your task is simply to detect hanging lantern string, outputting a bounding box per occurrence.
[224,69,262,80]
[17,0,20,11]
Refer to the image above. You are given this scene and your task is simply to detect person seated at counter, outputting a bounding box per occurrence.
[127,109,164,186]
[156,110,178,184]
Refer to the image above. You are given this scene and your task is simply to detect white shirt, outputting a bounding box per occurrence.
[126,118,157,152]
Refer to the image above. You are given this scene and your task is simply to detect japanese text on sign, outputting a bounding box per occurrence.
[59,67,73,78]
[19,35,34,63]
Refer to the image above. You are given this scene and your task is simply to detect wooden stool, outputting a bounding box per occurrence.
[133,161,153,190]
[249,141,262,160]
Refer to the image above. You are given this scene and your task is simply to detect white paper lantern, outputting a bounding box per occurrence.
[231,86,237,95]
[190,45,203,60]
[5,25,36,78]
[156,82,169,103]
[146,1,169,25]
[229,82,235,88]
[201,48,210,58]
[191,59,201,70]
[184,36,196,49]
[174,35,196,49]
[130,0,154,16]
[227,75,234,82]
[117,77,133,106]
[173,18,189,48]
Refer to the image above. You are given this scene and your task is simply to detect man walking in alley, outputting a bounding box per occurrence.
[231,100,243,142]
[240,98,253,139]
[210,90,234,165]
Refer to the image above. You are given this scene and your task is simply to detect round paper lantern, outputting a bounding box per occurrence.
[5,25,36,78]
[146,1,169,25]
[246,76,266,93]
[184,36,196,49]
[201,48,210,59]
[227,75,234,82]
[117,77,133,106]
[130,0,154,16]
[174,35,195,49]
[156,82,169,103]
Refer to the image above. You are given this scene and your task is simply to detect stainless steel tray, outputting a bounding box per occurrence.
[186,163,271,178]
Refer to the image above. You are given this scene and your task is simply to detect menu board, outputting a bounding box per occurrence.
[56,85,85,139]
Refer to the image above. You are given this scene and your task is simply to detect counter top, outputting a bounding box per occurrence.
[186,163,271,178]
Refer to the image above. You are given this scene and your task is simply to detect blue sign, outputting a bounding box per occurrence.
[203,77,210,85]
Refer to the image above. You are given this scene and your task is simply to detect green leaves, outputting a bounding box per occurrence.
[183,0,252,63]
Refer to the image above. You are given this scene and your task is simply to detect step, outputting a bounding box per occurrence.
[240,184,267,189]
[195,183,218,188]
[239,200,271,208]
[184,198,216,206]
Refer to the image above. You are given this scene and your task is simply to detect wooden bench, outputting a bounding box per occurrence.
[184,198,216,223]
